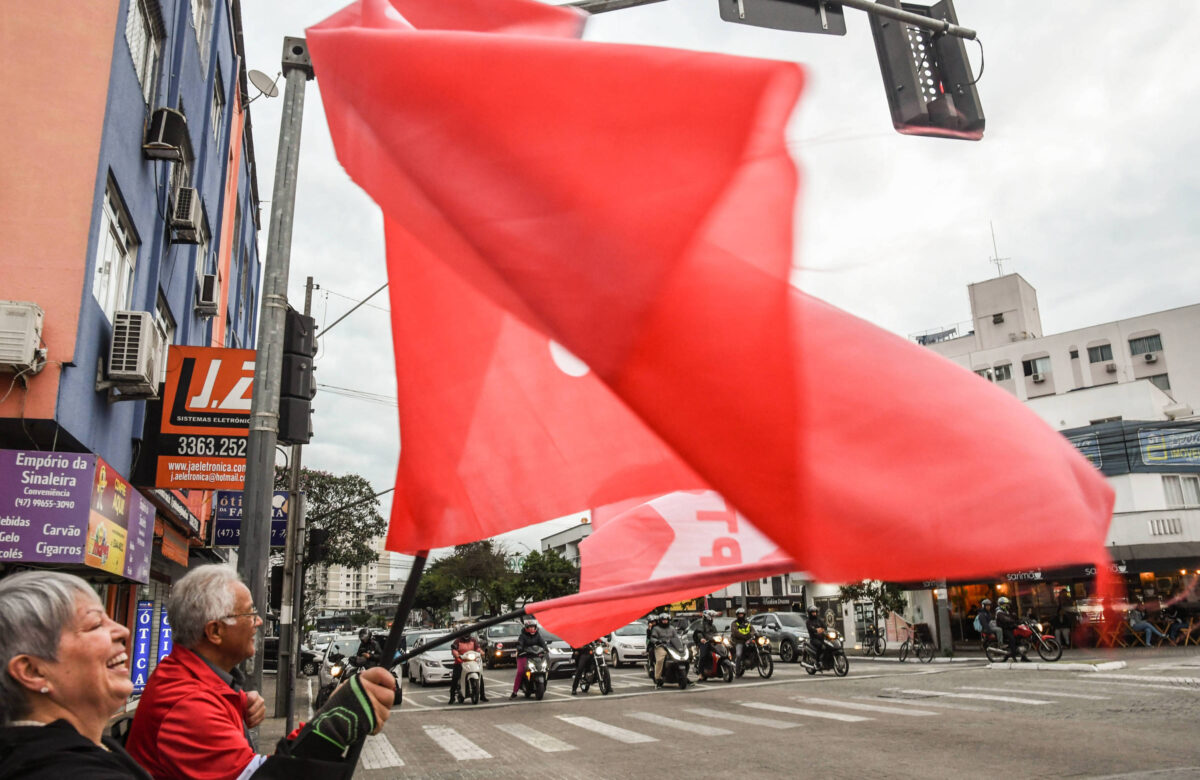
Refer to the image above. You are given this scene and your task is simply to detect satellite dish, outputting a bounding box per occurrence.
[248,69,279,98]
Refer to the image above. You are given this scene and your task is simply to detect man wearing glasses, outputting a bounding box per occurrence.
[128,564,394,779]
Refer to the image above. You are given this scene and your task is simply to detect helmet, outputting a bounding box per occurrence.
[735,607,746,617]
[358,628,371,640]
[980,598,993,607]
[997,596,1011,609]
[523,618,538,630]
[807,606,819,618]
[658,612,670,623]
[702,609,718,620]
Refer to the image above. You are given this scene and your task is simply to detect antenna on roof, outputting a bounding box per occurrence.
[989,221,1010,277]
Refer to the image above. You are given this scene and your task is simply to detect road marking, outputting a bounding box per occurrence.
[861,696,991,712]
[1071,679,1178,692]
[684,707,800,729]
[792,696,938,716]
[740,701,871,722]
[894,689,1052,705]
[1088,673,1200,686]
[958,686,1109,700]
[359,733,405,769]
[627,711,733,736]
[556,715,658,743]
[423,725,492,760]
[494,723,576,752]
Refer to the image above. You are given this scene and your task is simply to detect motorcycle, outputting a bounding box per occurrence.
[457,649,485,705]
[694,634,735,683]
[799,629,850,677]
[645,635,692,689]
[518,645,549,700]
[984,618,1063,663]
[735,632,774,679]
[314,651,361,709]
[576,642,613,695]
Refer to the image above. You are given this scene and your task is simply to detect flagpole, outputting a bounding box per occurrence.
[394,607,529,666]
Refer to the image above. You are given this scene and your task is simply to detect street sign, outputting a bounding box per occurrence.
[718,0,847,36]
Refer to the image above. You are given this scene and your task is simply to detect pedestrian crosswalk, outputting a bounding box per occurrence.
[357,671,1189,772]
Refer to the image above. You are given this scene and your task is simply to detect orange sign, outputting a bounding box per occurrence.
[154,346,255,490]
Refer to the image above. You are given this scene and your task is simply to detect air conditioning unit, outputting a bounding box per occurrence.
[195,273,219,316]
[143,107,190,162]
[107,310,161,392]
[1031,372,1045,383]
[171,187,201,244]
[992,312,1004,324]
[1105,362,1117,374]
[1144,352,1159,363]
[0,300,44,373]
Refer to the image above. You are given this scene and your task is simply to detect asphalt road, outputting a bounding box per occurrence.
[283,649,1200,779]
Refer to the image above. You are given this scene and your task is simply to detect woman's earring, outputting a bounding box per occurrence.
[39,686,50,694]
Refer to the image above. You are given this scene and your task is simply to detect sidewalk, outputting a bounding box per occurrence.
[255,672,310,749]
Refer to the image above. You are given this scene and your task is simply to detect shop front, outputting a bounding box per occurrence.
[945,559,1200,648]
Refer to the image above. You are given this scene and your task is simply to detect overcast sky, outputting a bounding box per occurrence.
[239,1,1200,571]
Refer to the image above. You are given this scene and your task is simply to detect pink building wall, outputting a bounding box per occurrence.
[0,3,118,420]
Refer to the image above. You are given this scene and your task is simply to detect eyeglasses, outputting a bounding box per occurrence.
[220,610,262,623]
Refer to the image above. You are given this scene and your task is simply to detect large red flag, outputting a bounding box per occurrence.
[308,0,1114,603]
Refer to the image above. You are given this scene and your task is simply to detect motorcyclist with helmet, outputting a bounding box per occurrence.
[994,596,1029,662]
[805,605,830,667]
[448,632,488,704]
[570,638,604,695]
[355,627,383,669]
[693,609,721,681]
[511,618,549,698]
[977,598,996,640]
[648,612,680,688]
[730,606,753,672]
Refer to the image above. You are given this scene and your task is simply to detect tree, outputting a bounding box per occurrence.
[436,541,517,616]
[838,580,908,626]
[513,549,579,605]
[276,466,387,625]
[413,560,460,626]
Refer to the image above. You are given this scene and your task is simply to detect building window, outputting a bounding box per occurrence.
[125,0,162,105]
[191,0,214,67]
[1163,475,1200,508]
[974,368,994,382]
[1069,349,1079,359]
[1129,334,1163,356]
[993,363,1013,381]
[92,181,138,323]
[155,293,175,385]
[1147,374,1171,392]
[1022,357,1050,377]
[211,62,225,143]
[1087,344,1113,363]
[195,212,211,282]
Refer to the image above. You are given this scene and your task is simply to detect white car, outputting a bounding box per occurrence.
[316,635,363,689]
[606,621,648,667]
[405,630,455,686]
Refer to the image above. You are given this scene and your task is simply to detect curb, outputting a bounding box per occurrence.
[985,660,1127,672]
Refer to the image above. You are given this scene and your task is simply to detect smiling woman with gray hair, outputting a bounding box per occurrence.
[0,570,150,779]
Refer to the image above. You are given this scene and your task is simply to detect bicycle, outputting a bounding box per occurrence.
[861,623,886,657]
[896,623,935,664]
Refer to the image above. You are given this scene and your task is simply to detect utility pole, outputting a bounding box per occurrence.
[238,36,313,698]
[276,275,315,727]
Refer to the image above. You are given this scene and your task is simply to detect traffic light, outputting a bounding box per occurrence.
[869,0,984,140]
[308,527,330,564]
[717,0,846,36]
[278,306,316,445]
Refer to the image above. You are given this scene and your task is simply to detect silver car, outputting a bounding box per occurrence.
[750,612,810,663]
[404,630,455,686]
[316,635,363,688]
[606,621,648,667]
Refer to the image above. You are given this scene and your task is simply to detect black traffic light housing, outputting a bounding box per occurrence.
[718,0,846,36]
[278,306,317,445]
[869,0,984,140]
[308,527,330,564]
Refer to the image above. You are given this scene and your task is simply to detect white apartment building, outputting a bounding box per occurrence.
[900,273,1200,648]
[311,536,386,616]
